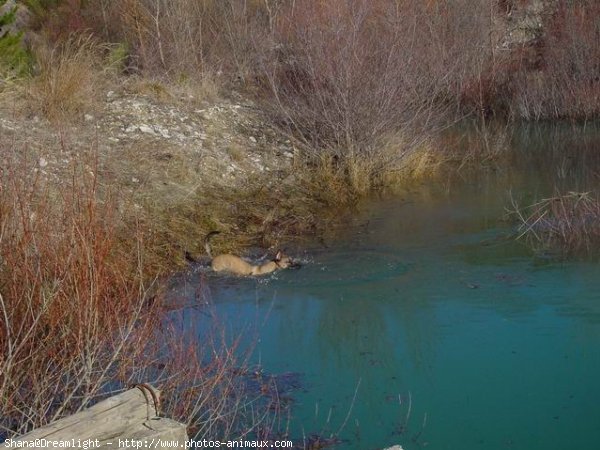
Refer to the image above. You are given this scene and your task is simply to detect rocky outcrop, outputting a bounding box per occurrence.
[0,86,296,187]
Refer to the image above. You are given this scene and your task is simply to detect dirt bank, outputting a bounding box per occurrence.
[0,81,341,273]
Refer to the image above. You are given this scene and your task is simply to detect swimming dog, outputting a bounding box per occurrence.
[204,231,295,276]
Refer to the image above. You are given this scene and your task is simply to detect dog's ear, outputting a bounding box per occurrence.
[274,250,282,261]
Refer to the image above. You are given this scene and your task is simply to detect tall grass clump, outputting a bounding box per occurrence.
[511,191,600,255]
[0,147,280,439]
[22,34,104,120]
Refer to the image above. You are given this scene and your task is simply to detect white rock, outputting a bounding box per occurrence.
[249,136,257,143]
[139,125,156,135]
[38,157,48,168]
[84,114,94,122]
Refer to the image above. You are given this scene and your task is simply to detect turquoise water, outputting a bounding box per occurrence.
[174,125,600,449]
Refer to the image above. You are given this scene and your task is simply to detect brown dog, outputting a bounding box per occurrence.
[204,231,294,276]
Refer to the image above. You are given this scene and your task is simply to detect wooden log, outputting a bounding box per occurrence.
[2,386,188,450]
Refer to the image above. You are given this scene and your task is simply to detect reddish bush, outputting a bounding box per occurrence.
[0,146,277,438]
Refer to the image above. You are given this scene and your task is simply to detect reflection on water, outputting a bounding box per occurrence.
[171,124,600,449]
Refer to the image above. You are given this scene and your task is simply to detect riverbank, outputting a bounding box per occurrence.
[1,81,337,272]
[1,65,450,274]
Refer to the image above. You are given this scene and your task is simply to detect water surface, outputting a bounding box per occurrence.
[173,124,600,449]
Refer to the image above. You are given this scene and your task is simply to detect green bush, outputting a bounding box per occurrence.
[107,41,129,73]
[0,0,31,77]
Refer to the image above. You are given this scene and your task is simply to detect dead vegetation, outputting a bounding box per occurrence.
[27,35,105,120]
[510,191,600,255]
[256,0,454,193]
[0,34,108,122]
[512,0,600,121]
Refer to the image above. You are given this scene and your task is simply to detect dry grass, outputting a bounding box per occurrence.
[21,34,106,121]
[121,73,221,105]
[384,140,446,183]
[288,134,446,204]
[510,191,600,255]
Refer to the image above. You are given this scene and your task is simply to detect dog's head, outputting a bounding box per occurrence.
[274,250,301,269]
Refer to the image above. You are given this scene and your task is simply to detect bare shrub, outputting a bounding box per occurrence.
[108,0,271,82]
[0,146,279,439]
[510,191,600,254]
[424,0,510,116]
[255,0,506,191]
[512,0,600,120]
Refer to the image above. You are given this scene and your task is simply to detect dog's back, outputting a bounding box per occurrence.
[204,232,293,276]
[211,254,256,275]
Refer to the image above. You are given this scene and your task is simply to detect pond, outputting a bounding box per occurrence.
[171,123,600,449]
